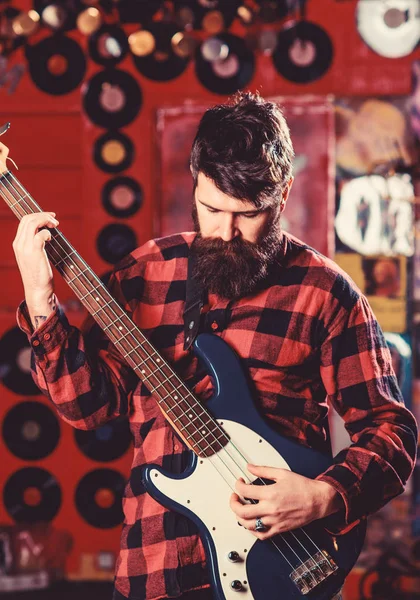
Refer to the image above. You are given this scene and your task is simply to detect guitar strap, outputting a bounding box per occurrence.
[183,240,206,351]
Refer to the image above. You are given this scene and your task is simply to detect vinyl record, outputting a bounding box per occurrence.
[2,401,60,460]
[0,326,39,396]
[195,33,255,95]
[116,0,163,24]
[256,0,290,22]
[82,68,142,129]
[75,468,125,528]
[102,177,143,218]
[132,22,190,82]
[88,24,129,67]
[96,223,138,264]
[357,0,420,58]
[74,416,131,462]
[26,34,86,95]
[33,1,84,31]
[272,21,333,84]
[93,131,134,174]
[3,467,62,523]
[173,0,239,30]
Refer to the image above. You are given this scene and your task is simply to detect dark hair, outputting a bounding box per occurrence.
[190,91,294,209]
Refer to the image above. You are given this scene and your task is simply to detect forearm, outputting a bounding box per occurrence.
[26,291,56,331]
[17,300,135,429]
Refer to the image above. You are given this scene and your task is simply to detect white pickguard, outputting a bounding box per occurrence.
[149,420,291,600]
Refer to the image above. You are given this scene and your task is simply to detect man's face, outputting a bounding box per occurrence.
[190,172,291,300]
[194,172,274,244]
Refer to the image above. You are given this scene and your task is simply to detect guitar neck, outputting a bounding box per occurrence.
[0,170,228,457]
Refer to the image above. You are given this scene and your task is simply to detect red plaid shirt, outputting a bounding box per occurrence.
[17,231,417,600]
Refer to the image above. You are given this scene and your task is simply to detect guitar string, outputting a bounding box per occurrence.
[0,173,330,579]
[2,172,330,580]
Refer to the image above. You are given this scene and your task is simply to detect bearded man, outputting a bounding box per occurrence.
[13,92,417,600]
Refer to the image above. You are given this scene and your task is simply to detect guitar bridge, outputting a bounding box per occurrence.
[290,550,338,595]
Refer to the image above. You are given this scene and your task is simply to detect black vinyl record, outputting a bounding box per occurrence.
[132,22,190,82]
[272,21,333,84]
[83,68,143,129]
[195,33,255,95]
[93,131,134,174]
[88,25,129,67]
[33,1,84,31]
[75,468,125,528]
[74,416,131,462]
[3,401,60,460]
[3,467,62,523]
[173,0,239,30]
[116,0,163,24]
[96,223,138,264]
[26,35,86,95]
[0,326,39,396]
[102,176,143,218]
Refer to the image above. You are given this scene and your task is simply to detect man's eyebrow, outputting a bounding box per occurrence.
[197,198,262,214]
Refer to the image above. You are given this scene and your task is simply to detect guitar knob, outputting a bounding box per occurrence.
[230,580,243,591]
[228,551,240,562]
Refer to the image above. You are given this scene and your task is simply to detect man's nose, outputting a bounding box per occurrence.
[219,214,238,241]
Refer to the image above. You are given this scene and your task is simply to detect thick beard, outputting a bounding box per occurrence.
[191,205,283,300]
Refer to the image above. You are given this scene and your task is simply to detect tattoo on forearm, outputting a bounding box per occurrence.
[34,316,47,328]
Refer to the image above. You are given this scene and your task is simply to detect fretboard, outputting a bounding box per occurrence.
[0,169,229,457]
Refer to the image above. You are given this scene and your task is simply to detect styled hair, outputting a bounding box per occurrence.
[190,91,294,209]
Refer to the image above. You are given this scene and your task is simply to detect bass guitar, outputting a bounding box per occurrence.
[0,127,365,599]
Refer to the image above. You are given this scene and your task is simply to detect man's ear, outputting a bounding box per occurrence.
[280,177,293,211]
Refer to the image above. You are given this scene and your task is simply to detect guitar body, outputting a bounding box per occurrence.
[143,334,366,600]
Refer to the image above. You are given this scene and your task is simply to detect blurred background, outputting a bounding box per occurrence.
[0,0,419,598]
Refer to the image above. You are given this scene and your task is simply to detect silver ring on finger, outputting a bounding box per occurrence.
[255,517,267,532]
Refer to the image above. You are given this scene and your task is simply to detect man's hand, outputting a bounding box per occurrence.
[229,464,343,540]
[13,212,59,329]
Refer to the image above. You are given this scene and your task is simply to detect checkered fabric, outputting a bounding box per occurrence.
[17,231,417,600]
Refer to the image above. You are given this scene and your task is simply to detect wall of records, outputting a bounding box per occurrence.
[0,0,419,597]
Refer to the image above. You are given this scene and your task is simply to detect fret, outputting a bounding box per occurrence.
[79,286,106,302]
[121,341,144,359]
[91,299,117,317]
[157,383,186,403]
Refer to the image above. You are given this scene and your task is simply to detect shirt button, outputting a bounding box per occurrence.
[174,445,179,451]
[43,333,51,341]
[32,340,40,347]
[211,321,219,331]
[189,321,194,330]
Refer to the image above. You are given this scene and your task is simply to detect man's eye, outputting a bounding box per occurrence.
[207,208,218,213]
[243,213,258,219]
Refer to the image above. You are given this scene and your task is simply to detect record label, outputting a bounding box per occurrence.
[75,469,125,528]
[3,401,60,460]
[195,33,255,95]
[83,69,143,129]
[26,35,86,95]
[132,22,190,82]
[74,416,131,462]
[0,326,40,395]
[4,467,62,523]
[272,21,333,84]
